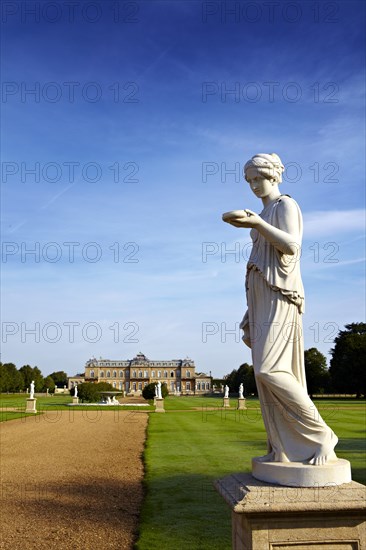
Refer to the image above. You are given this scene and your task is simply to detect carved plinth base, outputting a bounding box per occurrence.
[237,398,247,410]
[72,397,79,404]
[215,472,365,550]
[252,456,352,488]
[155,398,165,413]
[26,398,37,414]
[223,397,230,408]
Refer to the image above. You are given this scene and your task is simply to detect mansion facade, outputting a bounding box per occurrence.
[68,353,212,395]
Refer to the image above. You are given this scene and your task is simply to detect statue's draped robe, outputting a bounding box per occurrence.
[244,196,336,462]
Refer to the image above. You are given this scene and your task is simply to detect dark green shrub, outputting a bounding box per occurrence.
[142,382,168,400]
[77,382,115,403]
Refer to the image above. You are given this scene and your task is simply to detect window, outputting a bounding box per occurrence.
[113,381,116,388]
[151,371,155,377]
[125,371,129,378]
[144,381,148,387]
[107,371,111,378]
[186,382,191,391]
[186,370,191,378]
[90,370,95,378]
[171,382,175,391]
[119,371,123,377]
[206,382,210,390]
[119,381,123,389]
[197,382,201,390]
[144,370,148,378]
[132,370,136,378]
[132,382,136,391]
[170,371,174,378]
[158,371,161,378]
[113,370,117,378]
[164,370,168,378]
[138,382,142,390]
[100,371,104,378]
[139,371,142,378]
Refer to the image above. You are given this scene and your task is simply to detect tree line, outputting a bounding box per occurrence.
[221,323,366,398]
[0,365,68,393]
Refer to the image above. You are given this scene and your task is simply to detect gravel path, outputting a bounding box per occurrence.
[0,410,148,549]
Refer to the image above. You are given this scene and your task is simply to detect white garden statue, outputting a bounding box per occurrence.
[222,153,339,468]
[224,385,229,398]
[74,384,78,397]
[239,383,244,399]
[157,381,162,399]
[29,380,35,400]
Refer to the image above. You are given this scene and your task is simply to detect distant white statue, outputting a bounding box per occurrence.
[74,384,78,397]
[154,384,158,398]
[223,152,338,466]
[224,385,229,398]
[239,383,244,399]
[29,380,35,399]
[112,396,119,405]
[157,381,162,399]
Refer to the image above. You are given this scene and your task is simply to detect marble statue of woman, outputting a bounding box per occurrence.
[224,385,229,398]
[74,384,78,397]
[157,381,162,399]
[239,383,244,399]
[29,380,35,399]
[222,153,338,466]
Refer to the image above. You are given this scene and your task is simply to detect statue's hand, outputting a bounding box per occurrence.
[222,209,260,228]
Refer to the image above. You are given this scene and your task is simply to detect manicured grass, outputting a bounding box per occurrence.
[136,401,366,550]
[0,394,154,418]
[163,395,236,410]
[0,410,41,422]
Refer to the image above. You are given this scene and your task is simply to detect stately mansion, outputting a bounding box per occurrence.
[68,353,212,395]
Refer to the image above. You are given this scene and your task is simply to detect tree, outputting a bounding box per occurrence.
[18,365,33,388]
[49,371,68,388]
[304,348,330,398]
[142,382,168,400]
[77,382,115,403]
[224,363,257,395]
[329,323,366,397]
[0,363,24,392]
[19,365,44,392]
[43,376,56,392]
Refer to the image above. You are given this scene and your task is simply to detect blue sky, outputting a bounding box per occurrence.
[1,0,365,378]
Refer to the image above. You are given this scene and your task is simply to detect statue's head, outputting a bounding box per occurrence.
[244,153,285,184]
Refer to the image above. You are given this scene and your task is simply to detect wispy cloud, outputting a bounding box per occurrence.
[303,209,365,238]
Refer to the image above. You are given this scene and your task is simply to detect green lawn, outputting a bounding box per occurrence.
[136,399,366,550]
[0,393,154,415]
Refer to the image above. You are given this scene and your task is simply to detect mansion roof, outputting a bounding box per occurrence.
[86,353,195,368]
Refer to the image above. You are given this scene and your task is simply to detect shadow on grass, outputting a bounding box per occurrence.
[136,472,231,550]
[335,438,366,484]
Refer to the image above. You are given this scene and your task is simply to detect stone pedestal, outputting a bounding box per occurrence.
[215,472,365,550]
[72,397,79,405]
[223,397,230,408]
[237,398,247,410]
[155,398,165,413]
[26,398,37,414]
